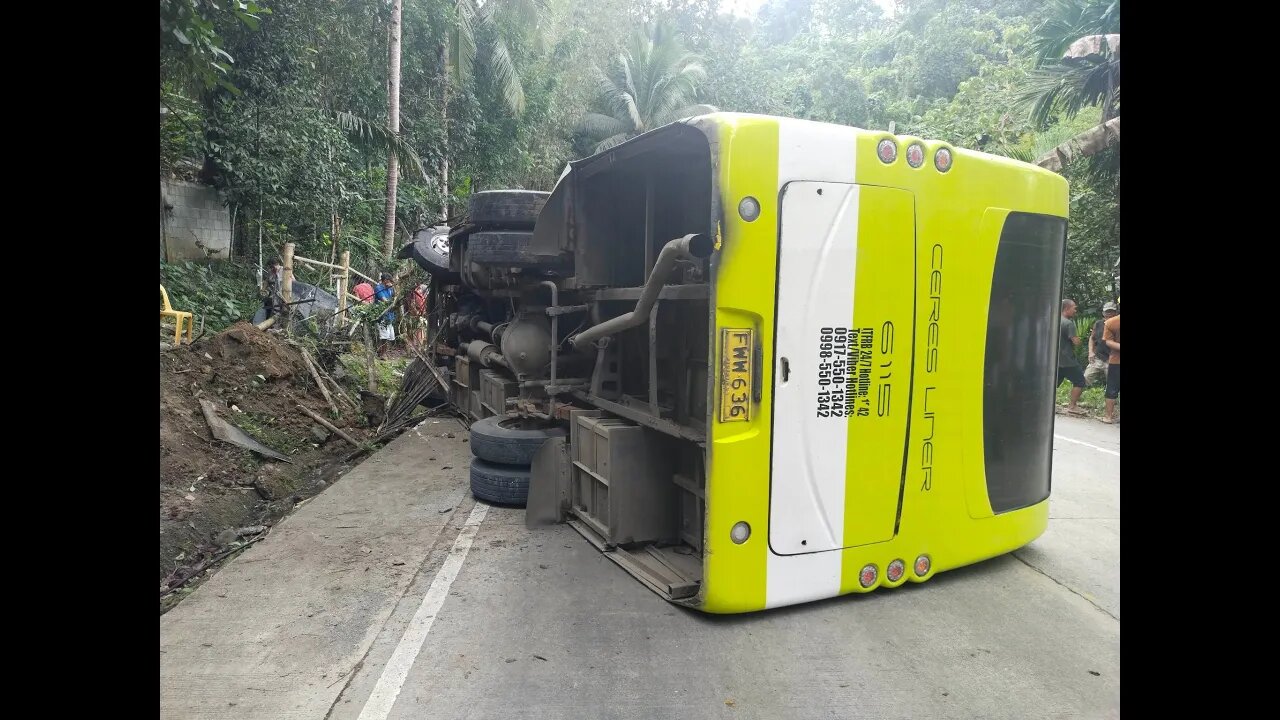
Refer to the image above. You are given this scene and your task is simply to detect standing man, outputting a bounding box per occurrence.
[352,279,375,305]
[1102,300,1120,424]
[261,258,284,319]
[1086,301,1118,386]
[405,282,428,348]
[374,272,397,356]
[1057,298,1086,415]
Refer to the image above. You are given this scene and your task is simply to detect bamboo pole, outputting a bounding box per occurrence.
[282,243,295,305]
[292,254,375,285]
[296,404,361,448]
[292,256,346,271]
[301,349,340,417]
[337,251,351,328]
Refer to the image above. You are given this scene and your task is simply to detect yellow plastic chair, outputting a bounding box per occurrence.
[160,285,194,345]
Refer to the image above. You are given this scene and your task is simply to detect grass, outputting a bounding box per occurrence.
[338,352,412,397]
[231,411,312,455]
[1056,379,1119,417]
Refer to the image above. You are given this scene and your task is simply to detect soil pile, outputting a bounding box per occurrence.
[159,323,366,610]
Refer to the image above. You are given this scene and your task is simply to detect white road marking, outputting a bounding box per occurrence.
[1054,434,1119,457]
[356,502,489,720]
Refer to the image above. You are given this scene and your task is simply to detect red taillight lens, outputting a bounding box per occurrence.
[877,139,897,164]
[886,559,905,582]
[906,143,924,168]
[914,554,931,577]
[934,147,953,173]
[859,564,878,588]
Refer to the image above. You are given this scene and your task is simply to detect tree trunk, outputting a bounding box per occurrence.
[441,86,450,223]
[381,0,404,260]
[1036,116,1120,173]
[438,43,451,224]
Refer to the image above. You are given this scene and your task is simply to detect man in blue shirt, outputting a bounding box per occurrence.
[374,272,396,355]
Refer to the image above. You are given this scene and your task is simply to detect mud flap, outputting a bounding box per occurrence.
[526,435,571,529]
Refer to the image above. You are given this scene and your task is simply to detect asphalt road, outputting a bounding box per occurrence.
[160,415,1119,720]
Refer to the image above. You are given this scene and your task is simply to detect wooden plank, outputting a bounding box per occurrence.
[296,404,362,448]
[300,348,340,417]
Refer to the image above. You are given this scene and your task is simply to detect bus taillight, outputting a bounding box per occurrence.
[906,144,924,168]
[877,139,897,164]
[859,564,878,588]
[934,147,953,173]
[914,555,932,577]
[886,559,905,582]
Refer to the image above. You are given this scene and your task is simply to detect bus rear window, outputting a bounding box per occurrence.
[982,212,1067,514]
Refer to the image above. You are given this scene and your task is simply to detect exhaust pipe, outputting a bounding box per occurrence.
[569,233,713,349]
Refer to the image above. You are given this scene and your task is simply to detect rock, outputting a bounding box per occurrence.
[215,529,239,546]
[251,477,271,500]
[310,424,332,443]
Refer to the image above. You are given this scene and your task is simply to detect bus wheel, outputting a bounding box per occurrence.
[467,190,549,228]
[469,415,566,466]
[466,231,571,272]
[470,458,532,507]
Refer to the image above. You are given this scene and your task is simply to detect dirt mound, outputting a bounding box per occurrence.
[202,323,303,382]
[160,323,367,610]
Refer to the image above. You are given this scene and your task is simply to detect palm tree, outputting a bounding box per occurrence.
[446,0,547,115]
[579,21,718,155]
[382,0,404,260]
[334,111,426,182]
[438,0,548,217]
[1017,0,1120,171]
[1015,1,1121,304]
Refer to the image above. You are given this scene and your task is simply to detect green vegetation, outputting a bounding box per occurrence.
[161,0,1119,327]
[339,353,412,398]
[1057,381,1118,416]
[231,410,313,455]
[161,259,260,333]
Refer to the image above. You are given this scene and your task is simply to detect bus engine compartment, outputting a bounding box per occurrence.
[415,123,718,603]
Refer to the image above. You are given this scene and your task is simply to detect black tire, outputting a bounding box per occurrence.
[468,190,549,228]
[467,231,570,272]
[407,227,460,281]
[469,415,566,465]
[470,458,531,506]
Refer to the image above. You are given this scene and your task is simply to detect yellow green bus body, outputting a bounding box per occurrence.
[696,113,1069,613]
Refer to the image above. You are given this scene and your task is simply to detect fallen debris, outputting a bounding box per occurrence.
[162,323,364,611]
[301,348,341,417]
[199,399,293,463]
[160,533,266,599]
[297,404,362,448]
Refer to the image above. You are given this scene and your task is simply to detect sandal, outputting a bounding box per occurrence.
[1066,407,1088,416]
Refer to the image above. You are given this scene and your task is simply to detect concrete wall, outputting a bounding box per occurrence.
[160,179,232,262]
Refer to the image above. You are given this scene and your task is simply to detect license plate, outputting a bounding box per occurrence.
[719,328,754,422]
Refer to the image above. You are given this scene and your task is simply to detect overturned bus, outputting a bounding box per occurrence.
[408,113,1069,613]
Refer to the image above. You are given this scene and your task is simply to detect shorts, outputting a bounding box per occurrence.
[1056,365,1086,389]
[1084,358,1108,385]
[378,323,396,341]
[1105,363,1120,399]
